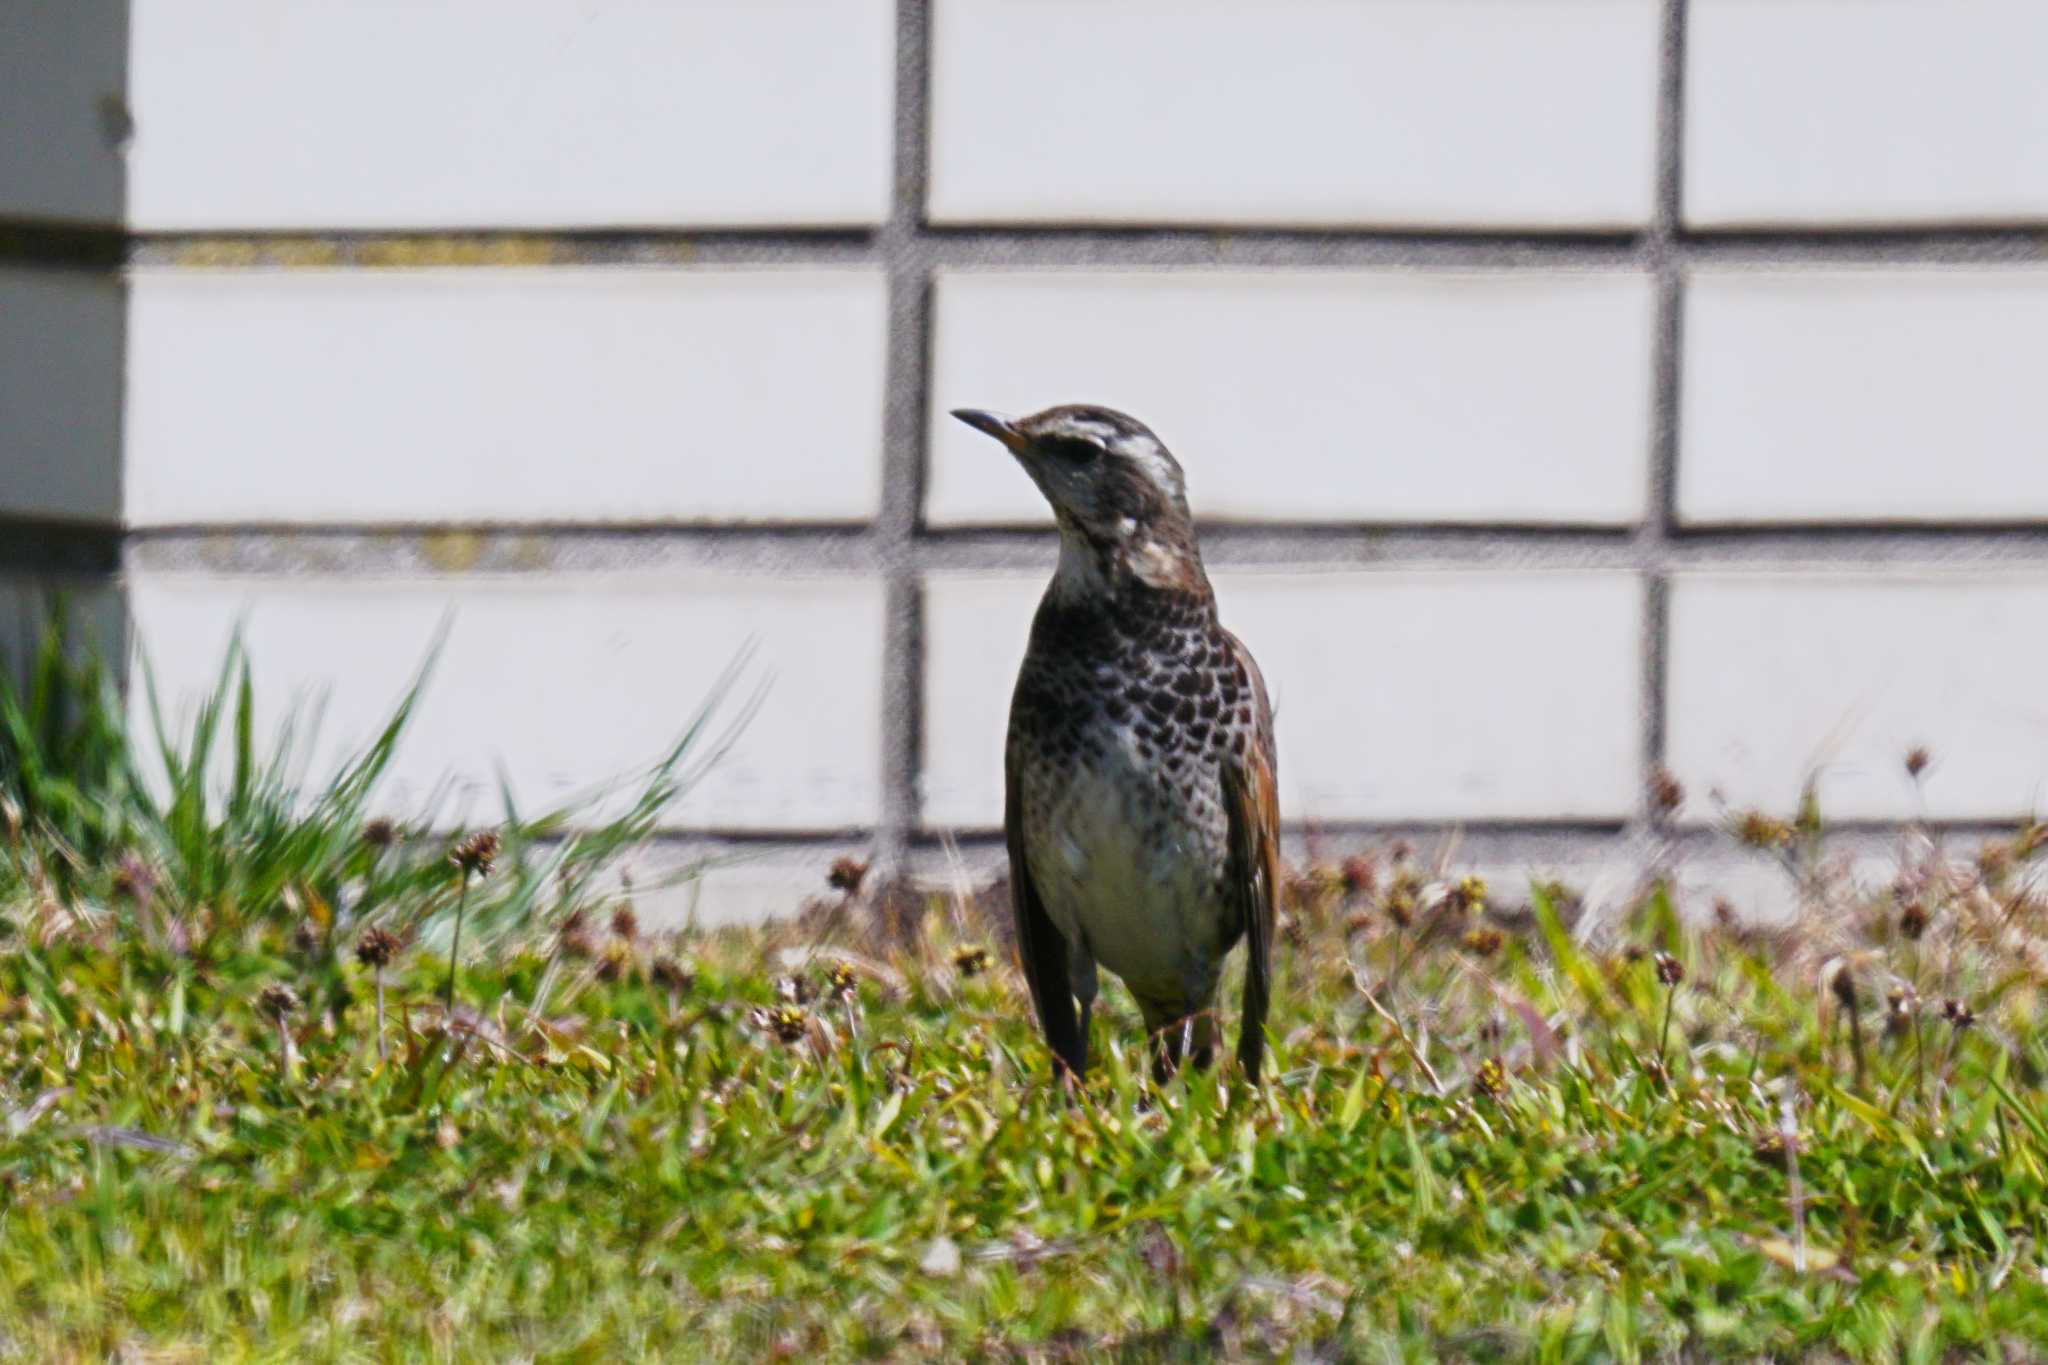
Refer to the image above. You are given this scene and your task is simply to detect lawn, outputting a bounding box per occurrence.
[4,627,2048,1361]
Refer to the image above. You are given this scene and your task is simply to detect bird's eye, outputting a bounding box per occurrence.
[1039,434,1102,465]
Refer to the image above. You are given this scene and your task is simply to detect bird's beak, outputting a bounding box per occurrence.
[950,408,1026,454]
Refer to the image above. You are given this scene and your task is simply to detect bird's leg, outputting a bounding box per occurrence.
[1067,946,1099,1078]
[1151,1022,1184,1087]
[1189,1011,1217,1071]
[1180,962,1217,1071]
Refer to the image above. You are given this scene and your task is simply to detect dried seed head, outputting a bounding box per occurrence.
[1942,999,1976,1030]
[609,905,638,942]
[1461,926,1505,957]
[1383,888,1416,930]
[1904,746,1932,780]
[290,921,320,956]
[1342,910,1376,938]
[952,944,993,978]
[1978,842,2014,882]
[595,944,628,982]
[1885,988,1916,1037]
[1286,865,1342,914]
[1712,898,1738,930]
[1897,901,1929,941]
[1654,952,1684,987]
[362,818,400,851]
[650,955,694,994]
[1338,854,1377,897]
[1138,1225,1182,1281]
[257,983,299,1021]
[354,926,402,969]
[450,830,501,878]
[1829,967,1860,1010]
[558,922,599,961]
[1649,768,1684,818]
[1733,811,1794,851]
[827,856,870,895]
[110,854,156,904]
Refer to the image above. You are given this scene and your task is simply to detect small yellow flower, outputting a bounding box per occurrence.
[767,1006,808,1044]
[1461,926,1504,957]
[1732,811,1793,850]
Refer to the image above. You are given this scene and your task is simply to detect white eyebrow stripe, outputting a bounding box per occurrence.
[1046,417,1118,444]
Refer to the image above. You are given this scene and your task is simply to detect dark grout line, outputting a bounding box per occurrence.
[85,226,2048,269]
[1634,0,1687,833]
[0,522,124,575]
[873,0,936,876]
[92,521,2048,577]
[924,819,1635,846]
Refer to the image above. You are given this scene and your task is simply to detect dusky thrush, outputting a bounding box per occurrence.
[952,404,1280,1084]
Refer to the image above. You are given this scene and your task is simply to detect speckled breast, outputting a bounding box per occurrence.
[1006,588,1257,1012]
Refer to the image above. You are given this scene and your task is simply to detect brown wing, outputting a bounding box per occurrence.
[1005,751,1086,1078]
[1221,631,1281,1083]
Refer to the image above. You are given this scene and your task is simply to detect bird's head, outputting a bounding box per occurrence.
[951,406,1202,590]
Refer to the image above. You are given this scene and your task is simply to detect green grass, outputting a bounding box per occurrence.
[6,624,2048,1360]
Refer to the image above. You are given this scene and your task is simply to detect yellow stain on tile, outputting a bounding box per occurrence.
[418,530,487,573]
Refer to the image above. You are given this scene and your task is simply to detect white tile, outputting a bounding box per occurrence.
[1667,574,2048,821]
[616,844,867,931]
[1681,270,2048,524]
[928,271,1654,526]
[0,268,125,524]
[127,573,886,831]
[930,0,1659,227]
[126,0,895,229]
[923,570,1643,828]
[1688,0,2048,226]
[0,0,126,225]
[125,268,887,526]
[921,575,1033,830]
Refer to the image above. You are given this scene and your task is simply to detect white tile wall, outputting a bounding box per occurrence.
[127,573,886,831]
[1667,575,2048,821]
[0,268,125,524]
[125,268,888,527]
[930,0,1660,227]
[923,570,1642,828]
[125,0,896,230]
[11,0,2048,878]
[1681,270,2048,524]
[1688,0,2048,227]
[927,271,1654,526]
[0,0,127,225]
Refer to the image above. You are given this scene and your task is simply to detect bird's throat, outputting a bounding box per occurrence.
[1051,525,1210,605]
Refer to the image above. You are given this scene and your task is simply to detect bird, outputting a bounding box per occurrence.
[951,403,1280,1084]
